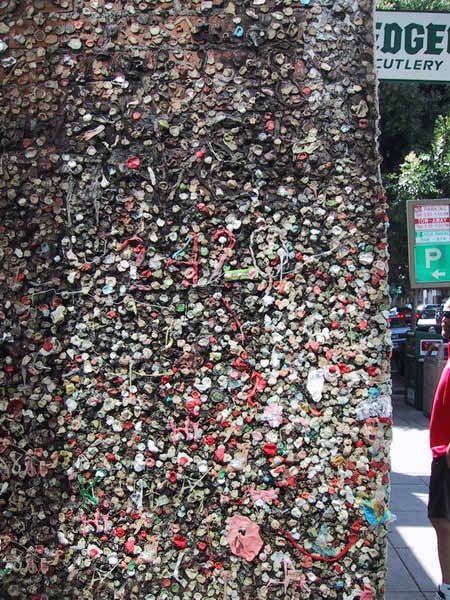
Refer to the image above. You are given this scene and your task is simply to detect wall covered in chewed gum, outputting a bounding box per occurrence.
[0,1,392,598]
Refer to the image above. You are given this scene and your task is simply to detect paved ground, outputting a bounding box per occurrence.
[386,369,439,599]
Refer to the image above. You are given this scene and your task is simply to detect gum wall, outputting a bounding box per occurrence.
[0,0,392,598]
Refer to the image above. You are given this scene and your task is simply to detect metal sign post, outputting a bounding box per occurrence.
[407,199,450,289]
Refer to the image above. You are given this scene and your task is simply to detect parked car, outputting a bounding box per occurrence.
[416,305,440,332]
[435,299,449,331]
[416,303,440,314]
[389,306,412,350]
[389,306,412,374]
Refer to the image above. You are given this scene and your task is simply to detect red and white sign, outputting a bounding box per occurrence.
[420,339,442,356]
[414,205,450,243]
[414,205,450,230]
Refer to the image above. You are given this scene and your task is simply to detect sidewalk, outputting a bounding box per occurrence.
[386,368,439,599]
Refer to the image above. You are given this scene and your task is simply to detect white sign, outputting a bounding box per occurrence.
[376,11,450,82]
[414,204,450,243]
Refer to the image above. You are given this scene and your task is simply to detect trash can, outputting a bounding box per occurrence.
[404,331,442,410]
[423,343,448,417]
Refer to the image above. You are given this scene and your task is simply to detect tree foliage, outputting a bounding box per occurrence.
[386,115,450,291]
[396,116,450,200]
[379,82,450,173]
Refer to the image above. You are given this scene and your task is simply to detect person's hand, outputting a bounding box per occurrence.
[446,444,450,468]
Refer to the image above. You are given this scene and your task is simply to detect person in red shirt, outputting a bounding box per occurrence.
[429,298,450,600]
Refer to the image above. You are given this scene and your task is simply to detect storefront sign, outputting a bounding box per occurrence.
[376,11,450,81]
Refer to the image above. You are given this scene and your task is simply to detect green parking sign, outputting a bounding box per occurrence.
[407,199,450,289]
[415,244,450,283]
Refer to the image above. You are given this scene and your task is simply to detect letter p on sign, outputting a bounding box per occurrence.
[425,247,442,268]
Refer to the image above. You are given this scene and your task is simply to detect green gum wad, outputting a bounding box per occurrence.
[223,267,259,281]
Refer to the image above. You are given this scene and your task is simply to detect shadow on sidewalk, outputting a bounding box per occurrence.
[386,365,439,596]
[387,471,437,595]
